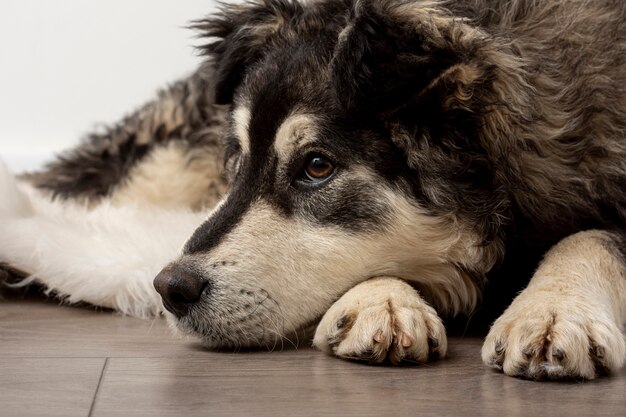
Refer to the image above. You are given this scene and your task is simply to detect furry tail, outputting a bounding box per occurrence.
[0,159,206,317]
[0,160,33,217]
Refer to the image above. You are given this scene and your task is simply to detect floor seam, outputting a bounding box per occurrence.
[88,357,109,417]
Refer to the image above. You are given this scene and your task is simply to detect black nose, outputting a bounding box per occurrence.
[153,265,208,317]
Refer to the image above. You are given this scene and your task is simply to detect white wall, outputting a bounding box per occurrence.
[0,0,220,172]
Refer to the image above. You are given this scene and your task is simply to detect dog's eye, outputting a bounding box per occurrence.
[302,154,335,183]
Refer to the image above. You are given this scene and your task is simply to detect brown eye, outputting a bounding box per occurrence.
[303,155,335,182]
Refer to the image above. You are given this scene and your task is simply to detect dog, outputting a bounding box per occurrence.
[0,0,625,380]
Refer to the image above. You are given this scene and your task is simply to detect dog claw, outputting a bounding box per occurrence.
[373,329,385,343]
[400,333,413,348]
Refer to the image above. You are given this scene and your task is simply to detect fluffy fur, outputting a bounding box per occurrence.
[0,160,204,317]
[1,0,625,380]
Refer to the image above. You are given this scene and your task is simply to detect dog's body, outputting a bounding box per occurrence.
[1,0,625,380]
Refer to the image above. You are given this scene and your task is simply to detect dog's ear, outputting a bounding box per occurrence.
[331,0,493,117]
[193,0,302,105]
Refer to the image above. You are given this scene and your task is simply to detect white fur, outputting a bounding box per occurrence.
[273,113,318,160]
[0,160,206,318]
[0,161,33,217]
[232,105,251,155]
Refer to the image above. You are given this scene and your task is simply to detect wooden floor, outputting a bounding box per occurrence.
[1,293,625,417]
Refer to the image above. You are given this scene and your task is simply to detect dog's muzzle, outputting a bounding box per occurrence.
[153,264,208,317]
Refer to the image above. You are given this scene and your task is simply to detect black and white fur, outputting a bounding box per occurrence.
[1,0,625,380]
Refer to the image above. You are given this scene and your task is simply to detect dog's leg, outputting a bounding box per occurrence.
[24,70,227,208]
[482,230,626,379]
[0,161,206,317]
[313,277,447,364]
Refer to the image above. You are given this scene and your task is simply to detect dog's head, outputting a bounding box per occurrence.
[154,0,513,348]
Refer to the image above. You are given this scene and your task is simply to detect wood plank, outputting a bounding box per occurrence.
[0,296,191,358]
[92,342,626,417]
[3,295,626,417]
[0,358,105,417]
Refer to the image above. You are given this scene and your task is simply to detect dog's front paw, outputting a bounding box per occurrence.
[482,293,626,380]
[313,277,446,364]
